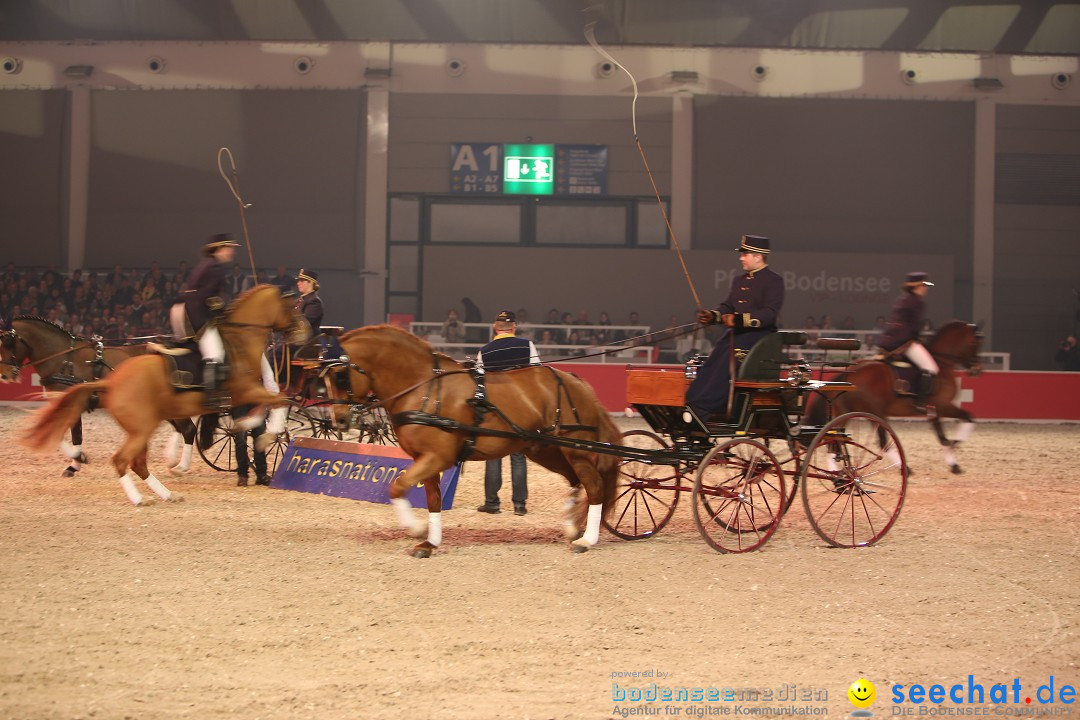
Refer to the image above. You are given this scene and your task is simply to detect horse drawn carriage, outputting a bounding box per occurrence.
[607,331,909,552]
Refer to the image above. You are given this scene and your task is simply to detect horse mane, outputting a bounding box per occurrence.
[11,315,76,341]
[226,283,280,312]
[340,324,435,353]
[929,320,972,343]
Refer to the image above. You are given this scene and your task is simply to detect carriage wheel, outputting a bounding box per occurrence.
[691,438,786,553]
[262,403,320,476]
[603,430,682,540]
[196,414,239,472]
[799,412,908,548]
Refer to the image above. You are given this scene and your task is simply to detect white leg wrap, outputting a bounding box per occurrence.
[582,503,603,546]
[390,497,414,528]
[265,405,287,435]
[886,446,903,469]
[120,472,145,505]
[427,512,442,547]
[144,473,172,501]
[954,421,975,443]
[164,433,179,464]
[60,441,82,460]
[178,444,193,471]
[943,446,957,468]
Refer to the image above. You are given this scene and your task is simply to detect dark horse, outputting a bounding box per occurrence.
[336,325,620,557]
[23,286,309,504]
[0,317,197,476]
[835,320,982,474]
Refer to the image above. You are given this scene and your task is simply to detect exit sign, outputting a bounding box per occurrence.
[502,143,554,195]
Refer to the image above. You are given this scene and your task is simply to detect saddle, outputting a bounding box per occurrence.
[148,339,216,393]
[873,353,920,397]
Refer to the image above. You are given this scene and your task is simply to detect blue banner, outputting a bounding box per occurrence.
[270,437,460,510]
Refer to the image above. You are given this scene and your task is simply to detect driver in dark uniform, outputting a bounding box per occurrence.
[295,269,324,333]
[686,235,785,418]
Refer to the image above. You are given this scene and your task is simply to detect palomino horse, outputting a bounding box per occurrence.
[23,285,309,504]
[0,317,198,476]
[835,320,982,474]
[336,325,620,557]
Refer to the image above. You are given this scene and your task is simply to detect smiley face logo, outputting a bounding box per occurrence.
[848,678,876,709]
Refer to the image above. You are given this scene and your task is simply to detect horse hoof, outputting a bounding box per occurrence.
[570,542,590,554]
[412,544,434,559]
[166,493,185,503]
[62,467,77,478]
[134,498,156,507]
[950,465,963,475]
[167,466,189,477]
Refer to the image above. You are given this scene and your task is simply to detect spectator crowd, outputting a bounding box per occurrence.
[0,262,296,340]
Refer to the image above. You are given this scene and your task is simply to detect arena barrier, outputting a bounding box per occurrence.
[4,367,1077,421]
[562,365,1080,422]
[270,436,460,508]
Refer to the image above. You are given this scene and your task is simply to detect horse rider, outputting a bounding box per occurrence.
[171,233,238,406]
[685,234,785,419]
[877,271,938,411]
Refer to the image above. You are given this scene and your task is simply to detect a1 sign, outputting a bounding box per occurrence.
[450,143,501,194]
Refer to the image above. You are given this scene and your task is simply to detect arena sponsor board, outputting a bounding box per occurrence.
[270,437,460,510]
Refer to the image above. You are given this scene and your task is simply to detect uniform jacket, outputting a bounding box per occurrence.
[718,265,785,340]
[877,290,925,351]
[297,292,324,333]
[182,257,228,331]
[477,333,540,372]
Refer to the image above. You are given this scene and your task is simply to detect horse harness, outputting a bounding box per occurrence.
[356,351,599,462]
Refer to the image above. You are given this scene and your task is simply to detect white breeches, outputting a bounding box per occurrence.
[904,342,939,374]
[259,354,279,394]
[198,327,225,363]
[169,303,187,338]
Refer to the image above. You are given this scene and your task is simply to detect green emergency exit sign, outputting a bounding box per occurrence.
[502,143,555,195]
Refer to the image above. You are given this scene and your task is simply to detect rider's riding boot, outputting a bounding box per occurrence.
[202,360,229,409]
[914,371,936,413]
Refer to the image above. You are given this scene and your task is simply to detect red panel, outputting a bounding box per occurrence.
[0,371,44,403]
[564,364,1080,421]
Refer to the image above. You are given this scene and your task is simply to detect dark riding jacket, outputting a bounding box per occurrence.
[297,292,324,333]
[877,290,925,352]
[182,258,228,331]
[477,333,540,372]
[717,265,785,349]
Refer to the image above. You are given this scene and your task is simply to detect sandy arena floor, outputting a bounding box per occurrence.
[0,406,1076,720]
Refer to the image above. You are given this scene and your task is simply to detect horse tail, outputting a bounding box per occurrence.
[198,413,219,450]
[23,381,107,452]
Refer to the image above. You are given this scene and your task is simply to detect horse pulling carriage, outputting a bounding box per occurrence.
[324,325,909,556]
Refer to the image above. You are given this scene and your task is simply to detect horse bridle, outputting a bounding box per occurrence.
[0,329,25,380]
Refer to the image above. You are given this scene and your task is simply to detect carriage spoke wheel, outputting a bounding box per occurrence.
[604,430,682,540]
[691,438,786,553]
[799,412,908,548]
[350,405,399,446]
[263,402,320,476]
[196,414,239,472]
[765,438,802,518]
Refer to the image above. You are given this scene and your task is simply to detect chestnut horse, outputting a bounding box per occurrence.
[336,325,620,557]
[23,286,309,504]
[835,320,982,473]
[0,317,199,476]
